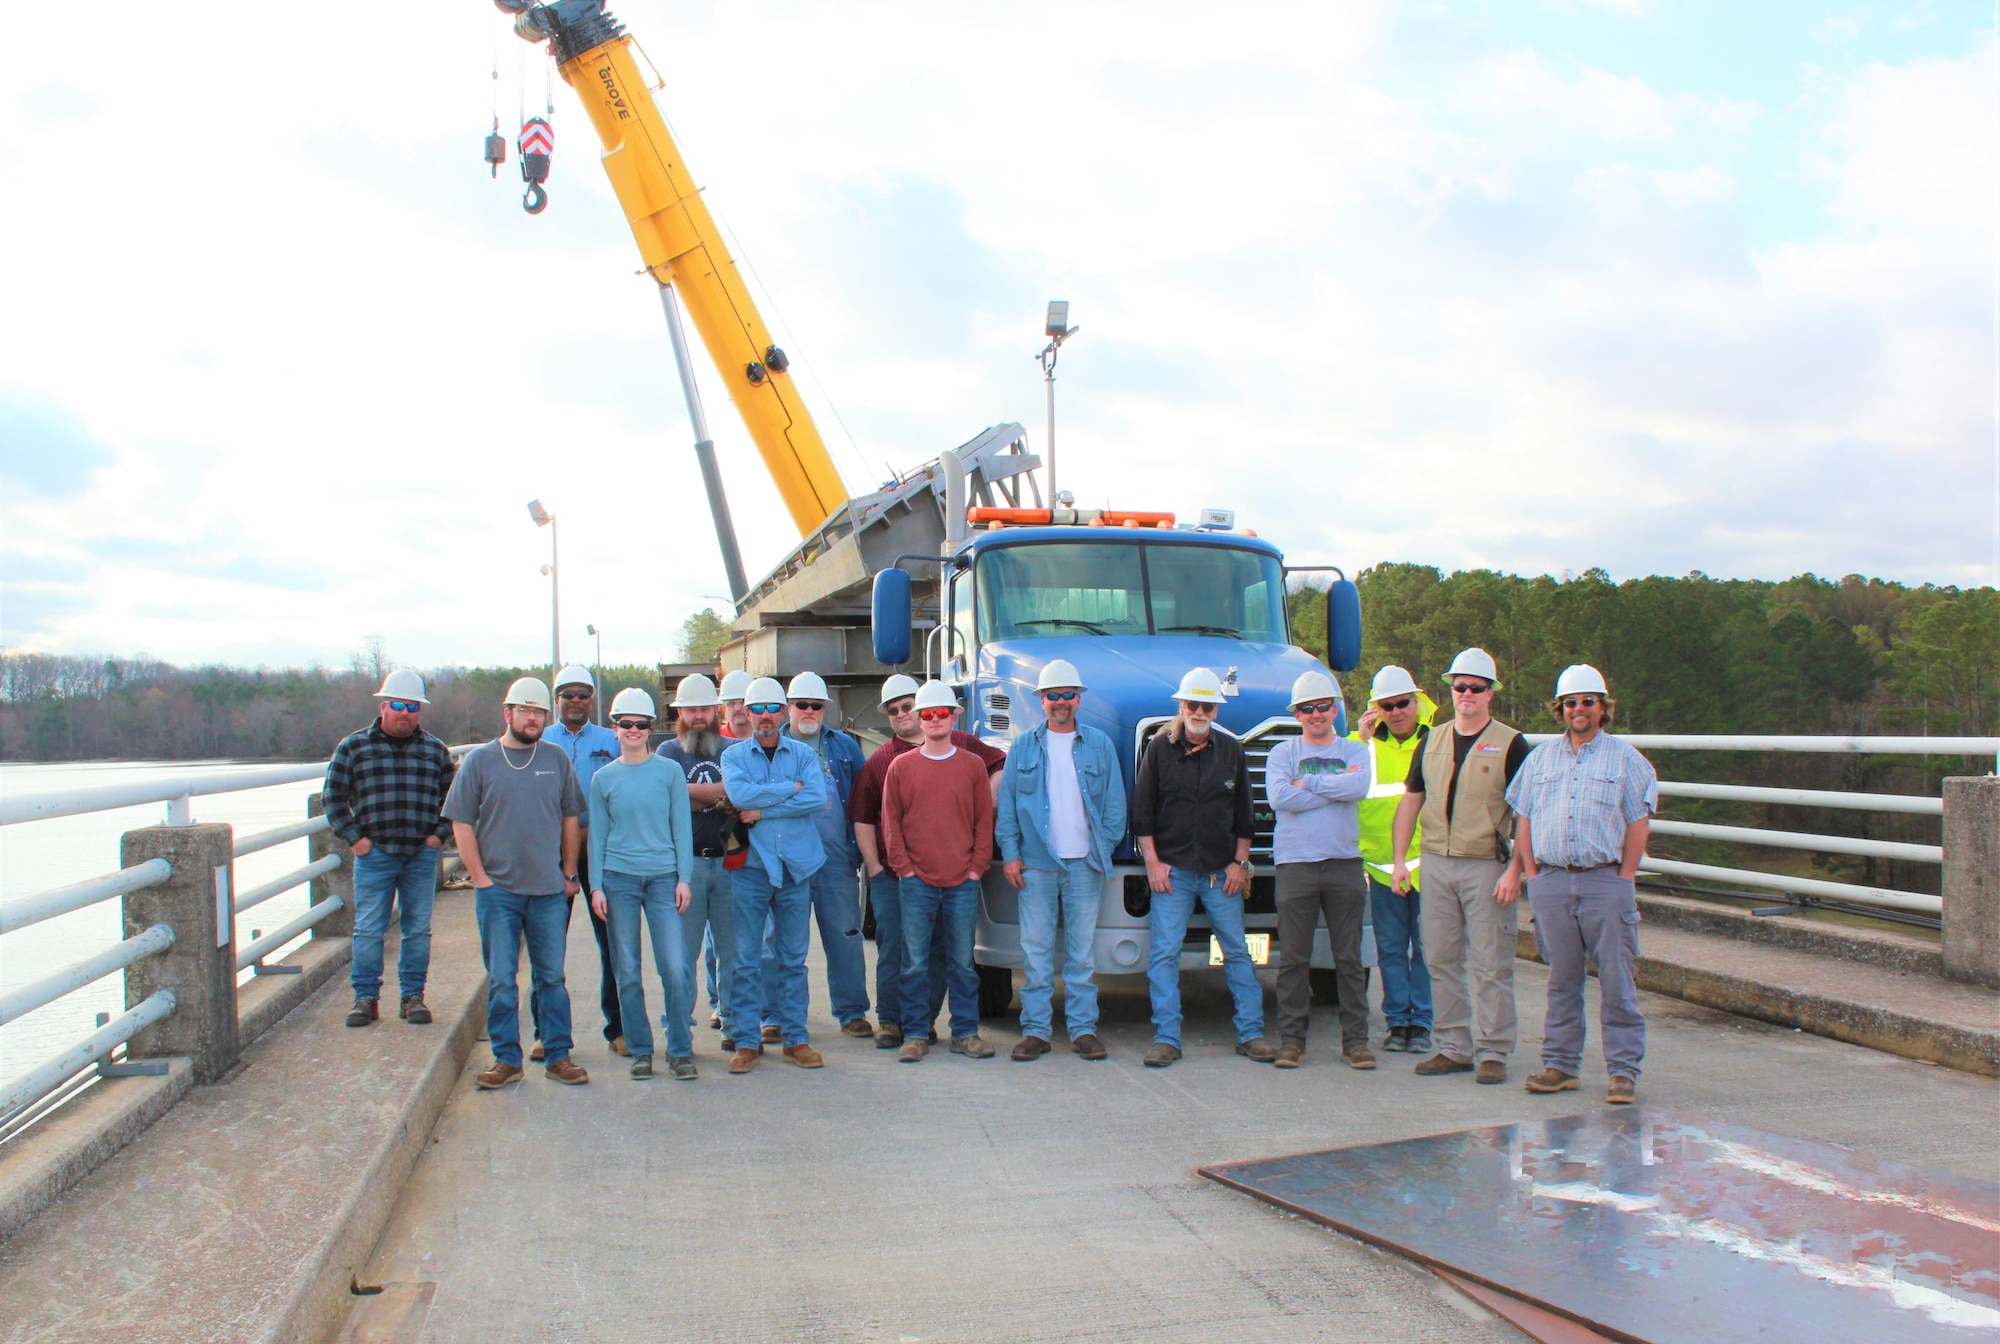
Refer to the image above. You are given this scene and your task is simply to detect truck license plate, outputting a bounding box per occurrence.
[1211,933,1271,966]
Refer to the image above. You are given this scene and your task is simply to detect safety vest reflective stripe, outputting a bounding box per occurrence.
[1367,779,1407,799]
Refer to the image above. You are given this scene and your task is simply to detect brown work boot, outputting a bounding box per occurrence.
[1607,1076,1637,1105]
[1274,1041,1305,1069]
[761,1025,781,1045]
[609,1035,630,1057]
[1235,1037,1279,1063]
[876,1025,904,1050]
[1143,1042,1182,1068]
[728,1047,761,1074]
[345,997,378,1028]
[841,1018,875,1039]
[1413,1053,1474,1076]
[474,1059,523,1089]
[949,1035,995,1058]
[1474,1059,1507,1086]
[1011,1036,1051,1061]
[528,1040,545,1062]
[1342,1042,1377,1071]
[783,1043,824,1069]
[398,995,431,1024]
[1524,1068,1580,1094]
[898,1038,928,1063]
[545,1056,589,1085]
[1071,1033,1108,1061]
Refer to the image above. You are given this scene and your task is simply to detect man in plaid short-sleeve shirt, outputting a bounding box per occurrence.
[323,669,457,1028]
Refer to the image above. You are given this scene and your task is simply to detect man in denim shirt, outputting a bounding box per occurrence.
[996,660,1126,1063]
[720,678,829,1074]
[1505,664,1656,1106]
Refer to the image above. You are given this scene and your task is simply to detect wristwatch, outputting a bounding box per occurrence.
[1229,859,1254,877]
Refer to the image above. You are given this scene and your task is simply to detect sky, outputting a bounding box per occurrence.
[0,0,1994,673]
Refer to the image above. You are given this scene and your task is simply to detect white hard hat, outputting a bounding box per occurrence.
[671,673,720,708]
[1444,648,1501,686]
[1554,664,1609,698]
[1289,670,1340,708]
[1036,659,1085,692]
[914,681,959,712]
[1369,666,1419,703]
[879,673,921,705]
[787,671,830,702]
[554,664,595,692]
[745,676,787,708]
[718,670,754,702]
[503,676,552,711]
[1171,667,1226,705]
[609,687,657,720]
[374,668,429,704]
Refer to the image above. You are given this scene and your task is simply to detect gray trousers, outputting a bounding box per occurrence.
[1419,854,1517,1064]
[1527,866,1646,1079]
[1275,858,1369,1046]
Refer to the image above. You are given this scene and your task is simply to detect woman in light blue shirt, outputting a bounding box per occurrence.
[589,689,695,1080]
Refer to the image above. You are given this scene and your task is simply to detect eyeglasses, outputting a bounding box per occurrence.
[883,697,916,715]
[1041,689,1079,701]
[1294,699,1337,715]
[557,689,593,701]
[917,707,955,722]
[1181,702,1218,716]
[509,706,547,718]
[1375,697,1413,712]
[1451,682,1492,695]
[383,700,423,714]
[791,701,825,712]
[1560,695,1602,710]
[613,718,653,731]
[747,702,786,714]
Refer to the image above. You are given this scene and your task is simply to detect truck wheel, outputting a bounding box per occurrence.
[978,965,1016,1018]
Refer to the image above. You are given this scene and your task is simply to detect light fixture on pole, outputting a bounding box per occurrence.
[585,623,603,725]
[527,499,559,677]
[1037,301,1078,504]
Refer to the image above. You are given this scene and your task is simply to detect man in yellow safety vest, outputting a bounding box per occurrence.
[1350,666,1436,1054]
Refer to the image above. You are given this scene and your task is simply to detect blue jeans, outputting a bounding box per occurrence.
[762,860,870,1026]
[1368,876,1432,1030]
[729,866,813,1048]
[681,856,732,1035]
[898,877,980,1041]
[1147,867,1264,1049]
[475,884,571,1066]
[871,869,944,1033]
[601,870,692,1061]
[350,845,439,1001]
[1018,859,1101,1040]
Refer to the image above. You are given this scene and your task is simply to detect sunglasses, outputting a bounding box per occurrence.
[791,701,826,712]
[1375,697,1413,712]
[558,689,593,700]
[1451,682,1492,695]
[747,702,786,715]
[883,698,916,715]
[917,707,955,722]
[1295,699,1337,715]
[383,700,423,714]
[1181,702,1218,716]
[613,718,653,731]
[1041,689,1079,701]
[1560,695,1602,710]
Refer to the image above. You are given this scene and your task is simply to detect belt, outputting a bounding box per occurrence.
[695,847,730,859]
[1544,863,1617,872]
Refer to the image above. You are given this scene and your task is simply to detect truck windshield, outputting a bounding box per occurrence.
[977,542,1287,643]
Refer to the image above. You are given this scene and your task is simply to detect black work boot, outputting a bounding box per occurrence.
[399,994,432,1024]
[345,997,378,1028]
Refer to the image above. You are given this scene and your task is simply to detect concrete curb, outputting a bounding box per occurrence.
[0,1059,194,1243]
[1635,890,1943,976]
[238,936,353,1046]
[255,960,486,1344]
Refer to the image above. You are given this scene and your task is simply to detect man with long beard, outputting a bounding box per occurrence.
[657,674,739,1052]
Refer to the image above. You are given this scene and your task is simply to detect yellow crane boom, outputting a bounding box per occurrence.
[505,0,848,537]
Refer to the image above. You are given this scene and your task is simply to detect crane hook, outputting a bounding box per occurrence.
[524,182,548,214]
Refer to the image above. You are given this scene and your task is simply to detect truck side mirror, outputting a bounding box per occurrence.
[872,568,912,667]
[1326,579,1362,672]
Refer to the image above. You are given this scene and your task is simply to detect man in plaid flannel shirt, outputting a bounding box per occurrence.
[323,669,457,1028]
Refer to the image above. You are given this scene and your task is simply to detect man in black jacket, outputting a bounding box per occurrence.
[322,669,457,1028]
[1129,668,1276,1068]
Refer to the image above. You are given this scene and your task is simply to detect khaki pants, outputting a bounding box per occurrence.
[1419,854,1517,1064]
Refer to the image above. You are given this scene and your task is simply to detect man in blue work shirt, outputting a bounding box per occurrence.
[771,671,873,1039]
[1505,664,1657,1107]
[996,659,1126,1062]
[542,665,625,1059]
[721,677,830,1075]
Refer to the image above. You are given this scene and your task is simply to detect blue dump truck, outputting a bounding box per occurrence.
[708,424,1366,1016]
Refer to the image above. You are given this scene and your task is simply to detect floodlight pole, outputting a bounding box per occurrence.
[586,623,603,724]
[529,500,560,678]
[1037,301,1077,504]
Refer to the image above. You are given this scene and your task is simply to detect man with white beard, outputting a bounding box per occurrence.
[657,674,739,1051]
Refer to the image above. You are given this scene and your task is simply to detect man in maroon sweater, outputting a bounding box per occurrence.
[881,681,997,1063]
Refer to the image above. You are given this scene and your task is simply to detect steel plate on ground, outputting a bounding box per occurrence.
[1200,1106,2000,1344]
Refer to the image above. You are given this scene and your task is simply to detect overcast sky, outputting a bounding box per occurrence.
[1,1,1993,672]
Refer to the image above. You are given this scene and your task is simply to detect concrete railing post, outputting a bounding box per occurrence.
[308,791,356,939]
[1941,776,1998,989]
[120,822,239,1083]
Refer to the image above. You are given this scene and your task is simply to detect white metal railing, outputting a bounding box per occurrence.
[237,897,345,972]
[233,855,341,915]
[0,762,328,828]
[0,925,176,1027]
[0,859,173,936]
[234,814,330,857]
[1654,782,1942,815]
[0,991,177,1119]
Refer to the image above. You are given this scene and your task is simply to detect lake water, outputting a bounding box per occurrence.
[0,761,325,1093]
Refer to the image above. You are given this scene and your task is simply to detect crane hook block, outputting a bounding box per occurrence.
[484,133,507,177]
[517,117,554,212]
[763,345,790,373]
[745,362,768,385]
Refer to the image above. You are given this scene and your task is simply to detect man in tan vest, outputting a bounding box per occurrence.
[1389,648,1529,1085]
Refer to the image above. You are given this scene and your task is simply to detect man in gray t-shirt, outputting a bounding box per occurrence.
[443,678,589,1089]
